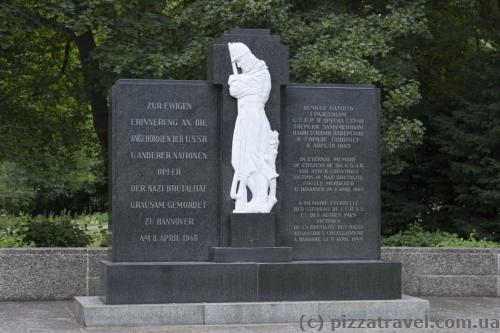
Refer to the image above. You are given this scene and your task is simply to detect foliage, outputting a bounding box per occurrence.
[0,212,106,247]
[0,0,107,214]
[284,1,428,175]
[0,0,499,241]
[22,212,92,247]
[73,212,109,247]
[163,0,428,174]
[0,163,37,213]
[383,223,499,248]
[0,213,34,247]
[382,0,500,240]
[0,157,106,215]
[0,234,26,247]
[0,1,428,215]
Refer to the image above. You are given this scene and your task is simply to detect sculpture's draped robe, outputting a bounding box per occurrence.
[229,60,278,184]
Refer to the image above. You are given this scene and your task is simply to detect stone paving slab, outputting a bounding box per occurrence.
[0,297,500,332]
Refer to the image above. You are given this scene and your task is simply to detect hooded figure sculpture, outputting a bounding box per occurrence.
[228,42,279,213]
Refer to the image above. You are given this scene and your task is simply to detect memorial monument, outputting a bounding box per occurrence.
[75,28,429,326]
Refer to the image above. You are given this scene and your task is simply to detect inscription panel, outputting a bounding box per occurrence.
[282,84,380,260]
[111,80,220,262]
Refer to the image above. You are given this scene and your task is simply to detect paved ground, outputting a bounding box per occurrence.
[0,297,499,333]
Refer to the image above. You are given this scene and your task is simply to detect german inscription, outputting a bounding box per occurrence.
[111,80,219,262]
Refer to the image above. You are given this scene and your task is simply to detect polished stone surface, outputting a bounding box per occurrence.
[102,260,400,304]
[110,80,220,262]
[230,213,276,247]
[281,84,381,260]
[258,260,401,301]
[211,247,292,262]
[101,260,258,304]
[2,297,500,332]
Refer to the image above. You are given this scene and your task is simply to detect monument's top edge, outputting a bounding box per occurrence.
[113,79,210,86]
[226,28,271,36]
[287,83,377,90]
[102,260,257,267]
[213,28,287,48]
[213,28,283,44]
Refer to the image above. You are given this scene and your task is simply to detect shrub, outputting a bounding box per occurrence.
[99,230,112,247]
[0,212,107,248]
[0,213,34,247]
[0,234,32,247]
[22,213,92,247]
[382,223,499,248]
[74,213,110,247]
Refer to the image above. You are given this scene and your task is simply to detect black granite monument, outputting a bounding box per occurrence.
[102,28,401,304]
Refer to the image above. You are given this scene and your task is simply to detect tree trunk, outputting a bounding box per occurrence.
[74,29,109,151]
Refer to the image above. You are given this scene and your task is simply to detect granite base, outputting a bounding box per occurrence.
[101,260,401,304]
[230,213,276,247]
[211,246,292,262]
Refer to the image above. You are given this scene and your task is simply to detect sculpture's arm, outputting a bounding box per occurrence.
[228,73,250,85]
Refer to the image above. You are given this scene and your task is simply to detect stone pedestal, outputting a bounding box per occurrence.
[101,260,401,304]
[211,213,290,262]
[230,213,276,247]
[211,246,292,262]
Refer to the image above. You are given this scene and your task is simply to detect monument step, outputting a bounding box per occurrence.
[101,260,401,304]
[211,246,292,262]
[74,295,429,327]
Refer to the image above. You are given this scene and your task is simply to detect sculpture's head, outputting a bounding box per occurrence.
[228,42,258,74]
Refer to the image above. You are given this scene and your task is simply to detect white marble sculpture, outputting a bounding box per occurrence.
[228,42,279,213]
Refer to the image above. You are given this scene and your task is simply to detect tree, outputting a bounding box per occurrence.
[3,0,497,241]
[382,0,500,240]
[0,1,179,212]
[0,0,429,214]
[1,1,179,151]
[163,0,428,173]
